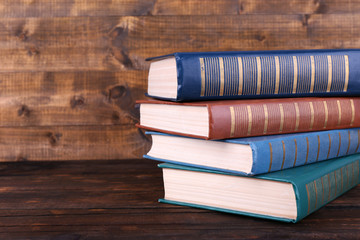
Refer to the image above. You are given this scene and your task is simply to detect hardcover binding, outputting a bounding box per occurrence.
[147,49,360,101]
[138,97,360,140]
[145,128,360,175]
[158,154,360,222]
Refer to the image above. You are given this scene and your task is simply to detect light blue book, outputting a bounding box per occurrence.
[145,128,360,175]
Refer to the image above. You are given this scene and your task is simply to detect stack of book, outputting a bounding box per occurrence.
[137,49,360,223]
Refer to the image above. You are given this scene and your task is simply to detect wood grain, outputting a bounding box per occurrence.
[0,158,357,239]
[1,2,360,163]
[0,71,147,126]
[1,0,360,17]
[0,126,150,161]
[0,1,358,238]
[0,14,360,72]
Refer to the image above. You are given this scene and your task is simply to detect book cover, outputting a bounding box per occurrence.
[158,153,360,222]
[138,97,360,140]
[145,128,360,175]
[147,49,360,101]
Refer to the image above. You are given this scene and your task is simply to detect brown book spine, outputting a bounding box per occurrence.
[209,98,360,139]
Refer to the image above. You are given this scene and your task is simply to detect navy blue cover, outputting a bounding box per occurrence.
[147,49,360,101]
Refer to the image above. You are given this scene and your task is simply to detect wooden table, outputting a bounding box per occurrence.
[1,159,358,239]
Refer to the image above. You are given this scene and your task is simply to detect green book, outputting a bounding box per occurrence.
[158,154,360,223]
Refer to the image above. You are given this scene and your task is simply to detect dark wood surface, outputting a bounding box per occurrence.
[0,158,357,239]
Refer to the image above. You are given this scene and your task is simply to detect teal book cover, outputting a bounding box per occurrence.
[158,154,360,223]
[145,128,360,175]
[147,49,360,101]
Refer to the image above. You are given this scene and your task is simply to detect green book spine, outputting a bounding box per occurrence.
[158,154,360,222]
[292,156,359,221]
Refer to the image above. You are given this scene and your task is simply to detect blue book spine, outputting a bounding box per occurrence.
[145,128,360,175]
[147,49,360,101]
[250,128,360,175]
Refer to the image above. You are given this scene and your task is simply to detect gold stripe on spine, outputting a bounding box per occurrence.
[352,162,355,185]
[207,58,213,96]
[306,184,311,214]
[237,57,243,95]
[293,139,297,167]
[316,135,320,161]
[309,102,314,130]
[199,58,205,96]
[268,142,273,172]
[294,102,300,131]
[337,132,342,157]
[281,140,286,170]
[337,100,342,126]
[263,104,268,134]
[326,55,332,92]
[247,105,252,136]
[350,162,353,186]
[327,134,331,159]
[334,171,337,196]
[350,99,355,126]
[218,57,225,96]
[344,55,349,92]
[356,130,360,153]
[279,104,284,132]
[256,57,261,95]
[328,174,331,201]
[274,56,280,94]
[310,56,315,93]
[346,131,351,155]
[292,56,298,94]
[353,161,357,185]
[305,137,309,164]
[346,166,349,187]
[314,180,318,209]
[229,106,235,137]
[323,101,328,129]
[321,177,324,204]
[352,162,356,185]
[341,168,343,192]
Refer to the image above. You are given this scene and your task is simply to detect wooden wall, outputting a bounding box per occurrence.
[1,0,360,161]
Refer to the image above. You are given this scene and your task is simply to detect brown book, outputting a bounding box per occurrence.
[137,97,360,140]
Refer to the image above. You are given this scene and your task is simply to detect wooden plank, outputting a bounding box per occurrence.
[1,0,360,17]
[151,0,360,15]
[0,0,157,17]
[0,208,358,236]
[0,71,147,126]
[0,14,360,72]
[110,14,360,55]
[0,159,356,239]
[0,126,150,161]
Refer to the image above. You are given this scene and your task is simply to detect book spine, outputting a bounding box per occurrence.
[296,157,360,221]
[178,50,360,101]
[250,129,360,175]
[208,98,360,139]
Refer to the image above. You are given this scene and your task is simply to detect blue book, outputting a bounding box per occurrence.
[158,154,360,222]
[146,49,360,101]
[145,128,360,175]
